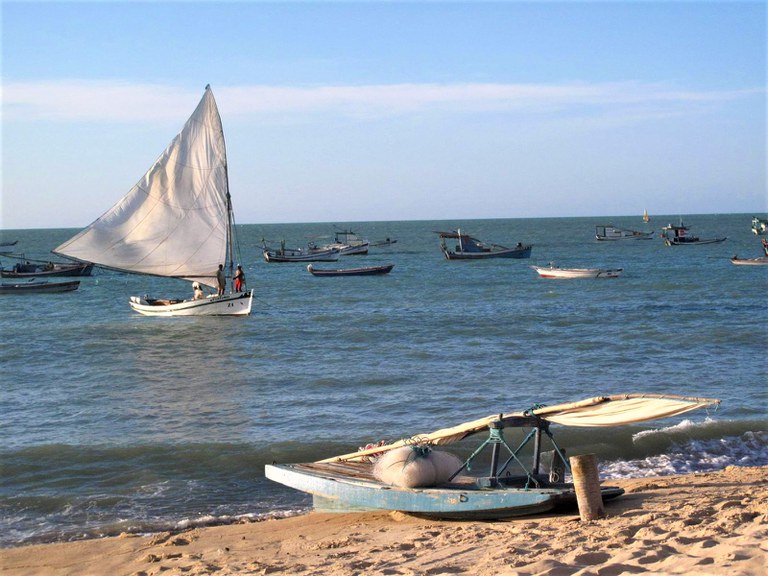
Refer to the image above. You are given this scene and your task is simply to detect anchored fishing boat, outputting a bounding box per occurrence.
[661,221,726,246]
[436,230,532,260]
[266,394,719,520]
[751,216,767,235]
[306,263,394,276]
[53,86,253,316]
[531,263,623,279]
[594,224,654,241]
[312,229,370,256]
[0,279,80,294]
[0,258,93,278]
[262,239,341,263]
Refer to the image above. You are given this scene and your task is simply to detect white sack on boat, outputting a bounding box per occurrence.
[373,447,463,488]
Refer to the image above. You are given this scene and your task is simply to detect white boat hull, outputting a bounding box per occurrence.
[532,266,623,279]
[129,290,253,316]
[730,257,768,266]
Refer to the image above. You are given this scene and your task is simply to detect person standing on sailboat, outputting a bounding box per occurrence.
[234,265,246,292]
[216,264,226,295]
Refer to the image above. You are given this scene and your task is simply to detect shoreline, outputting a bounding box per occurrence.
[2,465,766,576]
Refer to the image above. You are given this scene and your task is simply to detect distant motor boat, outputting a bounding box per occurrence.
[531,263,623,279]
[262,239,341,263]
[751,216,767,235]
[436,229,532,260]
[595,225,654,241]
[661,221,726,246]
[0,261,93,278]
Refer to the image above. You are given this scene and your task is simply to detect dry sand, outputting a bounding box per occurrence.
[2,465,766,576]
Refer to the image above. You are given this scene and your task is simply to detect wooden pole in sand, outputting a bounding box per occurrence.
[570,454,605,521]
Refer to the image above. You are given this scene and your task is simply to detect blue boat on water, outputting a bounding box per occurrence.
[266,394,719,520]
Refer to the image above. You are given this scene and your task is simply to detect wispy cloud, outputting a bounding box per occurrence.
[2,80,761,123]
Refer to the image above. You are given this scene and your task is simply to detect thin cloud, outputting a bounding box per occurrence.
[2,80,760,123]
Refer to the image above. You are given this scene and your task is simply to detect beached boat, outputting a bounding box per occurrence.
[262,239,341,263]
[0,279,80,294]
[661,221,726,246]
[437,230,532,260]
[594,225,654,241]
[0,259,93,278]
[531,263,623,279]
[266,394,719,520]
[53,86,253,317]
[307,263,394,276]
[751,216,767,235]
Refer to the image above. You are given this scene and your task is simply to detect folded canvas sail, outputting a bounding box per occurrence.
[54,86,231,289]
[322,394,720,463]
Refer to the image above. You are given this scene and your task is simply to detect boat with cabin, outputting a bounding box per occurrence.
[531,263,623,279]
[594,224,653,241]
[661,221,726,246]
[262,239,341,263]
[313,229,370,256]
[53,86,253,316]
[0,257,93,279]
[437,230,532,260]
[265,394,719,520]
[307,263,394,277]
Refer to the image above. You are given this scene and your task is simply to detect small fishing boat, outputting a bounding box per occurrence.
[53,86,253,317]
[0,240,18,253]
[262,239,341,263]
[265,394,719,520]
[661,221,726,246]
[0,279,80,294]
[531,263,623,279]
[0,260,93,278]
[370,238,398,247]
[594,224,654,241]
[313,229,370,256]
[437,230,532,260]
[307,263,394,277]
[751,216,767,235]
[730,256,768,266]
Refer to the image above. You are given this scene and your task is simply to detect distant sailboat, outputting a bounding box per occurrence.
[643,209,650,223]
[54,85,253,316]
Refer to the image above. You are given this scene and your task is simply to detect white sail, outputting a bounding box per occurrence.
[54,86,230,289]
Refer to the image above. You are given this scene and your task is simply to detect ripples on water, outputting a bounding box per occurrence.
[1,214,766,545]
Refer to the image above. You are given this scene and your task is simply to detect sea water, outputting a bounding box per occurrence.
[1,214,766,546]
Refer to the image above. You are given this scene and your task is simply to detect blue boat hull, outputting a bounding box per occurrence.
[265,462,620,520]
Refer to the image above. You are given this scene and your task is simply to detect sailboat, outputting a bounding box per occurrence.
[54,85,253,316]
[643,209,650,223]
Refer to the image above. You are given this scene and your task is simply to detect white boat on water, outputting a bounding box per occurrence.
[532,263,623,279]
[262,239,341,263]
[595,224,653,241]
[313,229,370,256]
[730,256,768,266]
[54,86,253,316]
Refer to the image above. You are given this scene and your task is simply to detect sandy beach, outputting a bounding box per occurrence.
[2,465,766,576]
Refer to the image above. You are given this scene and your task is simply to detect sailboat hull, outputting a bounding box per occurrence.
[129,290,253,316]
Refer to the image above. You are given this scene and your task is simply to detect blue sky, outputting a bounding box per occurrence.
[2,1,765,229]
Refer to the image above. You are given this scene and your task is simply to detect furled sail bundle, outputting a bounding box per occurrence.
[323,394,720,463]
